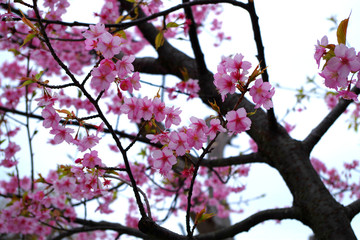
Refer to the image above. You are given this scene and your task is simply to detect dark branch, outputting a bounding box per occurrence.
[194,207,301,240]
[50,218,148,240]
[200,152,266,167]
[246,0,277,132]
[303,87,360,153]
[346,199,360,221]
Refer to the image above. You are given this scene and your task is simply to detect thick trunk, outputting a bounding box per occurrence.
[261,131,356,240]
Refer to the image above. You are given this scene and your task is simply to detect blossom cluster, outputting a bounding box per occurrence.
[315,36,360,101]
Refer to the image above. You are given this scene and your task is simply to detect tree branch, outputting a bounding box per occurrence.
[246,0,277,132]
[51,218,149,240]
[200,152,266,167]
[346,199,360,221]
[303,87,360,153]
[194,207,301,240]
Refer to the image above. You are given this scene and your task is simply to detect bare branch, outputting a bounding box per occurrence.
[200,152,266,167]
[303,87,360,153]
[346,199,360,221]
[194,207,301,240]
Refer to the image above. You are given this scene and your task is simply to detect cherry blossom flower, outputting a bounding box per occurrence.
[214,73,236,101]
[249,78,275,109]
[327,44,360,77]
[314,36,328,68]
[152,147,177,177]
[122,97,141,123]
[91,59,116,92]
[225,108,251,134]
[138,97,153,121]
[207,118,226,140]
[49,125,74,144]
[116,55,135,78]
[97,32,122,59]
[164,106,181,129]
[320,66,348,89]
[168,131,189,156]
[42,106,61,128]
[82,150,102,168]
[186,128,207,150]
[4,142,20,159]
[77,134,101,152]
[225,53,251,73]
[337,90,358,102]
[152,98,166,122]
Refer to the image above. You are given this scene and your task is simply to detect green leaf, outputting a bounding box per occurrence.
[155,30,164,50]
[35,70,43,80]
[20,33,36,48]
[166,22,179,28]
[17,79,36,89]
[336,17,349,45]
[8,48,21,56]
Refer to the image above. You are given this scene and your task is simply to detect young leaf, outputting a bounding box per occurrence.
[20,33,36,48]
[155,30,165,50]
[166,22,179,28]
[336,17,350,45]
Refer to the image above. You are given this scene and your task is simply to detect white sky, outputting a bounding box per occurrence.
[2,0,360,239]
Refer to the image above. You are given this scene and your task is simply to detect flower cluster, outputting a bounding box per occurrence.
[315,36,360,101]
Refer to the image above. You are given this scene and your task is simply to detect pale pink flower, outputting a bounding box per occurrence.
[325,93,338,109]
[320,66,348,89]
[225,108,251,134]
[152,98,166,122]
[186,128,206,150]
[189,116,208,134]
[77,134,101,152]
[249,78,275,109]
[42,106,61,128]
[152,147,177,176]
[337,90,358,102]
[207,118,226,140]
[168,131,189,156]
[138,97,153,121]
[91,59,116,92]
[327,44,360,77]
[97,32,122,59]
[225,53,252,72]
[164,106,181,129]
[214,73,236,101]
[82,150,102,168]
[82,23,106,40]
[314,36,328,68]
[49,125,74,144]
[122,97,141,123]
[4,142,21,159]
[116,55,135,78]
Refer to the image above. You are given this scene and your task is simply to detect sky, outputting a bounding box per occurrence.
[2,0,360,239]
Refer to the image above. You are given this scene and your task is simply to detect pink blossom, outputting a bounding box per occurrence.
[214,73,236,101]
[189,117,208,134]
[314,36,328,68]
[152,98,166,122]
[225,108,251,134]
[186,128,206,150]
[90,59,116,92]
[249,78,275,109]
[325,93,338,109]
[49,125,74,144]
[337,90,358,102]
[42,106,61,128]
[116,55,135,78]
[225,53,251,72]
[4,142,21,159]
[168,131,189,156]
[82,150,102,168]
[320,66,348,89]
[207,118,226,140]
[327,44,360,77]
[77,134,101,152]
[97,32,122,59]
[122,97,141,123]
[164,106,181,129]
[138,97,153,121]
[152,147,177,176]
